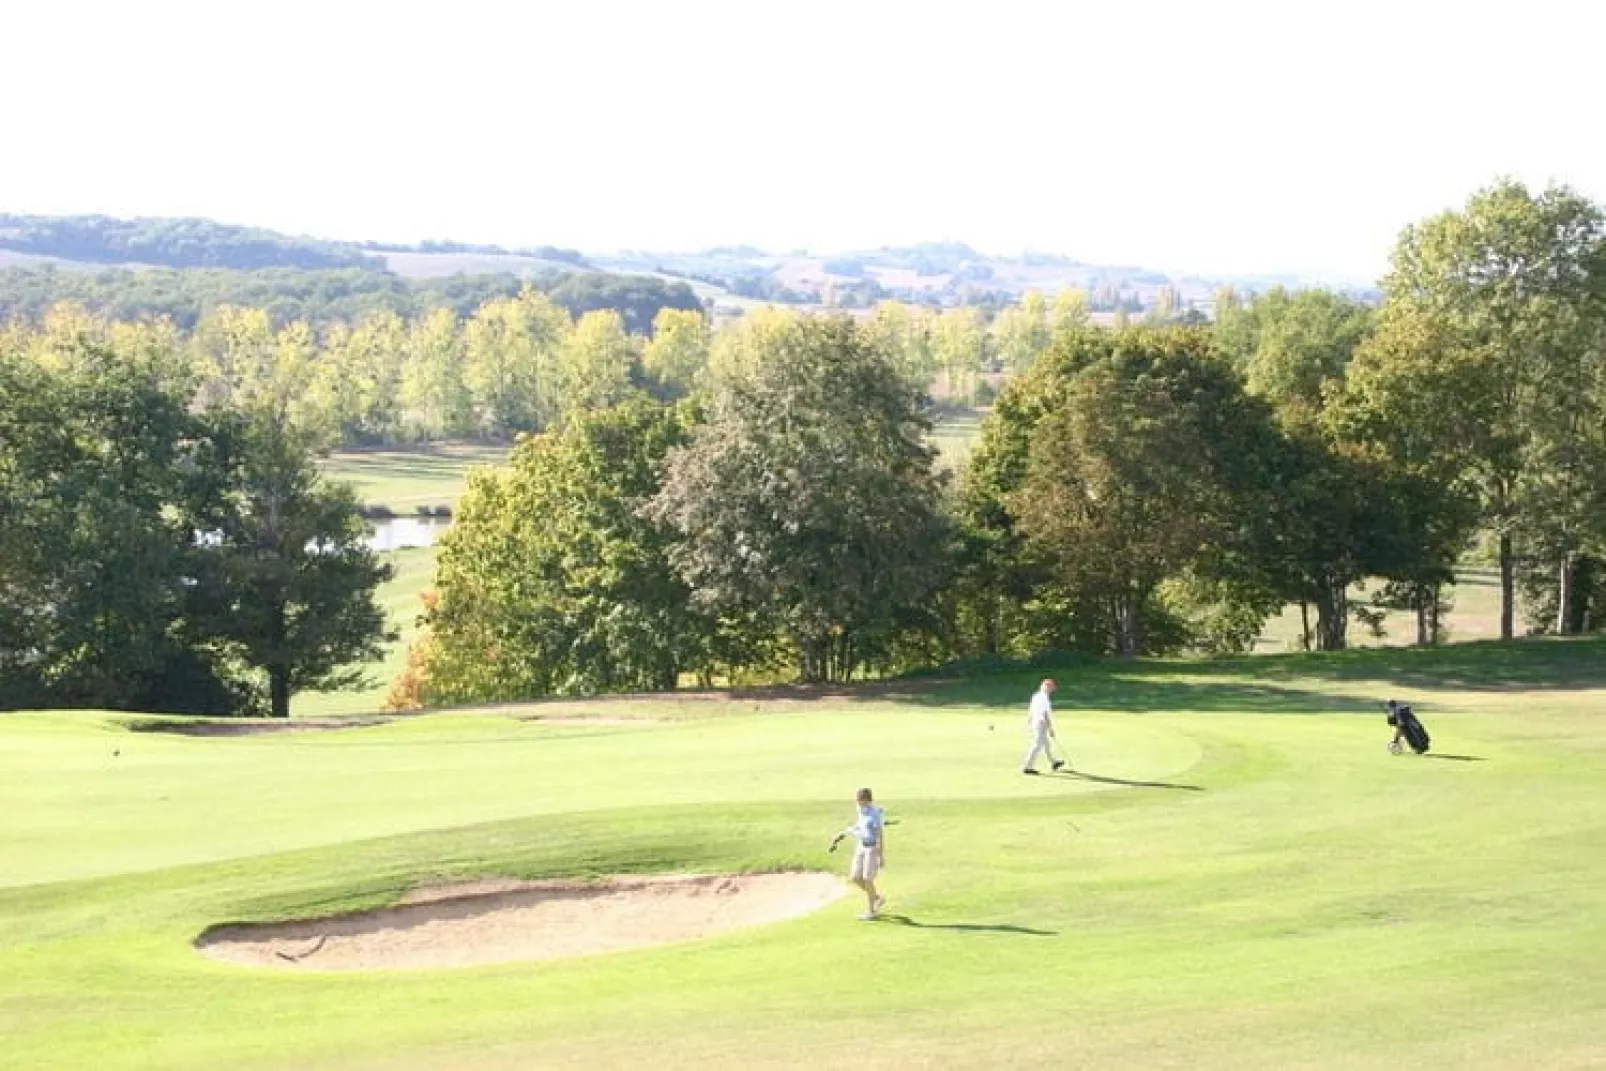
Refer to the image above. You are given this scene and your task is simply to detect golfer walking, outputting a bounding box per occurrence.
[1022,678,1065,775]
[831,787,886,920]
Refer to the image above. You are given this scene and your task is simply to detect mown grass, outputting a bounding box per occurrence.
[3,640,1602,1069]
[318,443,510,513]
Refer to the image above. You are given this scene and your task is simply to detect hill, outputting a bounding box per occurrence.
[0,211,1378,325]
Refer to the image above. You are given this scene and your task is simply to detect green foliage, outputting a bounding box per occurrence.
[646,315,949,682]
[0,264,697,333]
[542,273,702,336]
[995,327,1284,656]
[1213,286,1373,422]
[0,330,238,711]
[1349,180,1606,638]
[424,399,705,700]
[198,410,395,718]
[0,319,393,715]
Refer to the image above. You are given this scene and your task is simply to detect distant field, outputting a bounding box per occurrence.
[380,250,588,279]
[1256,567,1505,653]
[294,545,435,717]
[319,442,510,512]
[931,413,983,473]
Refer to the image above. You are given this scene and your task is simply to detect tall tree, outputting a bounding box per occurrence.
[931,307,988,402]
[0,329,240,711]
[641,308,710,397]
[1361,181,1606,638]
[400,307,473,439]
[461,289,570,438]
[422,399,707,700]
[201,409,394,717]
[992,291,1052,373]
[646,315,948,682]
[998,327,1280,656]
[557,310,637,418]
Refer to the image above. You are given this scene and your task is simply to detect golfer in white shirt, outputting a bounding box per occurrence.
[1022,678,1066,775]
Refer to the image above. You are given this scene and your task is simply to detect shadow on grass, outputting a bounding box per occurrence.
[1422,754,1486,762]
[894,677,1380,715]
[873,913,1055,936]
[1231,636,1606,694]
[1053,768,1204,791]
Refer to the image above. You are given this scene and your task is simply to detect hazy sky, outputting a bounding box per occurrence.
[2,0,1601,283]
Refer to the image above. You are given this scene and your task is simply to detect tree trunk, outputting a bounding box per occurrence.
[1499,531,1515,640]
[269,665,290,719]
[1416,598,1430,647]
[1556,553,1575,636]
[1299,601,1311,652]
[1115,593,1142,658]
[1313,579,1348,651]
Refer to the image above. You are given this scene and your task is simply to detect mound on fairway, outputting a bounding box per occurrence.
[195,872,847,971]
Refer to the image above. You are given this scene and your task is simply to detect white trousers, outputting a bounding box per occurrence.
[1022,726,1060,770]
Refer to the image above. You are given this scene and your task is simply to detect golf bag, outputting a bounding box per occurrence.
[1386,702,1431,754]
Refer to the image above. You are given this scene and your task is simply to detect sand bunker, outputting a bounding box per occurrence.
[196,872,846,971]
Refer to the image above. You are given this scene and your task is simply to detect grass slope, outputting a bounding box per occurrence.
[3,641,1602,1069]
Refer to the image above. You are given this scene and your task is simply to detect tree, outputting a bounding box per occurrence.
[931,307,988,402]
[998,327,1281,656]
[200,409,394,718]
[646,315,949,682]
[641,308,710,397]
[0,328,242,712]
[461,289,569,438]
[422,398,706,700]
[557,310,637,418]
[862,301,937,387]
[400,308,473,439]
[1214,287,1373,425]
[1368,180,1606,639]
[992,291,1051,373]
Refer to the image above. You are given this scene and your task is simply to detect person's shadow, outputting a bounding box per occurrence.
[1053,767,1203,791]
[874,913,1055,936]
[1423,754,1486,762]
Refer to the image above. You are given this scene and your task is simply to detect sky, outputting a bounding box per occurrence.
[2,0,1602,285]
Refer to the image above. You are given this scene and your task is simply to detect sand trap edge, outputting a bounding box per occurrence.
[195,871,849,971]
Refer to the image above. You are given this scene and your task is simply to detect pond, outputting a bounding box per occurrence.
[367,515,453,551]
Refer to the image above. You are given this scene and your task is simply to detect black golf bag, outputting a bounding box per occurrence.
[1386,702,1431,754]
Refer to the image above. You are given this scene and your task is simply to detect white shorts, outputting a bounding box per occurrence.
[849,843,881,881]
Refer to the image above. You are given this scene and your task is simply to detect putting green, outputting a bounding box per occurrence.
[2,645,1603,1068]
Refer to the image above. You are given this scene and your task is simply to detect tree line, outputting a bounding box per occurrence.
[8,179,1603,716]
[0,264,701,335]
[394,180,1606,707]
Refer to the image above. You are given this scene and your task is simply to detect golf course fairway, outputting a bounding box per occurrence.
[3,639,1603,1069]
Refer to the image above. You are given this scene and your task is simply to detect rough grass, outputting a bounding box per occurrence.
[3,640,1602,1069]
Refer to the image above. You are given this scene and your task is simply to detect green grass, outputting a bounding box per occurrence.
[319,443,510,513]
[931,412,983,474]
[4,640,1603,1068]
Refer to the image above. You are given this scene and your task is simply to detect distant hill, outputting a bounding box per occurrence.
[0,211,1376,326]
[0,213,381,272]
